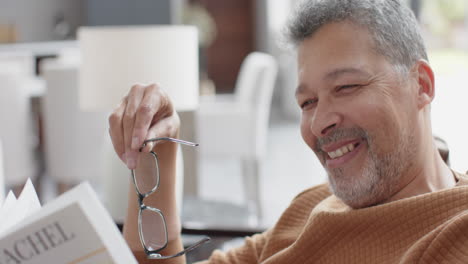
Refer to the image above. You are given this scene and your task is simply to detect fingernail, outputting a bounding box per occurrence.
[126,152,137,169]
[131,137,140,150]
[146,142,154,151]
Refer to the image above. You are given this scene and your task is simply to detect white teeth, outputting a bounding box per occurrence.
[327,143,356,159]
[336,149,343,156]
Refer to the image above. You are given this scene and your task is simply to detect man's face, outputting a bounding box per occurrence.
[297,22,419,208]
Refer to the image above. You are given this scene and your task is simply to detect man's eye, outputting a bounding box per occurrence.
[337,84,360,92]
[300,99,317,110]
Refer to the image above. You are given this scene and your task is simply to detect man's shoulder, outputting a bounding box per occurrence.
[291,183,332,207]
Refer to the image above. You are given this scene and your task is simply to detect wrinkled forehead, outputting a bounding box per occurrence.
[296,21,394,83]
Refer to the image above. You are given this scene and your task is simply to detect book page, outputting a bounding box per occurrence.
[0,191,17,220]
[0,179,41,236]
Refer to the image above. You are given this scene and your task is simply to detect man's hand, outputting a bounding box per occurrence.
[108,83,180,169]
[108,83,185,263]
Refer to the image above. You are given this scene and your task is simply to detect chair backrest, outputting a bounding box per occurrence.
[234,52,278,158]
[235,52,278,106]
[0,72,38,186]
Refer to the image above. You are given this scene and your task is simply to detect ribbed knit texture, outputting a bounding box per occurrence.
[198,172,468,263]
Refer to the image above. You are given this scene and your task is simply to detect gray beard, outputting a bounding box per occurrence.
[326,132,415,209]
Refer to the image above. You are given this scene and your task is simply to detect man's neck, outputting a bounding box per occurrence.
[385,145,456,203]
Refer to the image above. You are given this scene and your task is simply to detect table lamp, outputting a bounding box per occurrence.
[78,25,199,222]
[78,25,199,111]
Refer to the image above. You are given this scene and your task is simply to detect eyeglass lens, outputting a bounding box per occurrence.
[134,152,159,195]
[140,208,167,251]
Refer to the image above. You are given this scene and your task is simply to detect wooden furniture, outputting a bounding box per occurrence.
[192,0,255,93]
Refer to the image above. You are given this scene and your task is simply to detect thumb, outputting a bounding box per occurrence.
[140,116,180,153]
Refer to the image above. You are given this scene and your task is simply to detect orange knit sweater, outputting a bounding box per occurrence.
[198,171,468,263]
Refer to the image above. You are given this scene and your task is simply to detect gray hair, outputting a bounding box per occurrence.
[284,0,428,72]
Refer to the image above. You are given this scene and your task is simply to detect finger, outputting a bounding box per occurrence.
[131,84,161,151]
[140,115,180,153]
[108,98,127,162]
[147,87,174,127]
[123,84,145,169]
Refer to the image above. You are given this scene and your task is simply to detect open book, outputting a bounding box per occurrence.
[0,179,137,264]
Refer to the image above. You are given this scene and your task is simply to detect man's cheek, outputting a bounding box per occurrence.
[300,125,314,148]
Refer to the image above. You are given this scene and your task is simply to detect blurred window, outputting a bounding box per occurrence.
[416,0,468,173]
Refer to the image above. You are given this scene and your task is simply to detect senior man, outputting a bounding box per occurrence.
[108,0,468,263]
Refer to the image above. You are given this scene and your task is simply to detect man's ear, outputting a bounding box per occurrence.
[414,60,435,110]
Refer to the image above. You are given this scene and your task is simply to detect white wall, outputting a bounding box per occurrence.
[0,0,84,42]
[432,72,468,173]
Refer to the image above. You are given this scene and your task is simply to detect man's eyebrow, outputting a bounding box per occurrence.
[325,67,371,81]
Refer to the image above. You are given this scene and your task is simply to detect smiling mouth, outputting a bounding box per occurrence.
[327,142,361,159]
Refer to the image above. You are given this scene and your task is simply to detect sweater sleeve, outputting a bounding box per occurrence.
[195,231,270,264]
[400,210,468,263]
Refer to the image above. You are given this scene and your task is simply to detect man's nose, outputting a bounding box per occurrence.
[309,102,342,137]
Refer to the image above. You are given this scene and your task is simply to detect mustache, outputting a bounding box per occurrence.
[315,127,368,152]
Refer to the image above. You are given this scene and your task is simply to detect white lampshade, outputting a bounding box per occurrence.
[78,25,199,111]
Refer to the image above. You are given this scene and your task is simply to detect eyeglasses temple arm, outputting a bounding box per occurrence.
[146,237,211,260]
[142,137,199,147]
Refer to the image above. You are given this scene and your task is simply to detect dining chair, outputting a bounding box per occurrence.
[197,52,278,224]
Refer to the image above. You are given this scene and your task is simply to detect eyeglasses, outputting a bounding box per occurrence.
[130,137,210,259]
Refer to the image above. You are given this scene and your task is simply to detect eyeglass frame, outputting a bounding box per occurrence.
[130,137,210,260]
